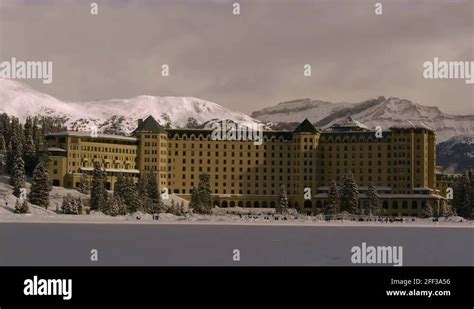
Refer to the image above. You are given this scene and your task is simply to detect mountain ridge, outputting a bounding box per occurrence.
[0,78,261,134]
[252,96,474,142]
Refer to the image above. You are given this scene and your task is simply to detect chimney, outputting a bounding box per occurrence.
[138,118,143,127]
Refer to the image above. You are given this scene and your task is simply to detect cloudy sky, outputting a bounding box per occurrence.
[0,0,472,115]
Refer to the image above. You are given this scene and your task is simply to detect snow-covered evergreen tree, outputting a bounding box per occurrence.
[77,173,90,194]
[191,174,212,214]
[28,158,50,208]
[61,194,72,214]
[161,113,172,128]
[123,176,139,213]
[61,194,83,214]
[147,172,163,214]
[5,140,13,175]
[185,117,199,129]
[23,117,37,176]
[324,180,339,215]
[32,117,42,153]
[189,186,199,212]
[137,172,153,213]
[147,172,159,199]
[90,162,107,211]
[9,126,25,197]
[114,174,141,213]
[422,201,433,218]
[276,184,289,214]
[0,134,6,174]
[105,194,122,216]
[452,171,472,218]
[365,182,379,216]
[340,171,360,214]
[179,201,186,215]
[14,198,29,213]
[138,172,149,197]
[166,199,176,214]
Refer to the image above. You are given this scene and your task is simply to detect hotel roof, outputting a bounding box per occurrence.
[46,131,137,142]
[133,115,166,134]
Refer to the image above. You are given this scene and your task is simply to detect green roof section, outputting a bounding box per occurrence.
[133,115,166,134]
[293,119,318,133]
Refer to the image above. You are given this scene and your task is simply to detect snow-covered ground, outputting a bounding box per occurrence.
[0,176,472,228]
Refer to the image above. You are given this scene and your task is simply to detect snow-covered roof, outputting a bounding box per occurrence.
[315,193,446,199]
[317,186,392,190]
[47,147,66,152]
[325,116,370,132]
[413,187,433,191]
[47,131,137,142]
[80,167,140,174]
[333,116,369,129]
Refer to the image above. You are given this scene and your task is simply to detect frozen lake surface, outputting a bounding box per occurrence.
[0,223,472,266]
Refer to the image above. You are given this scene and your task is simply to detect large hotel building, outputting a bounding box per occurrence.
[46,115,449,216]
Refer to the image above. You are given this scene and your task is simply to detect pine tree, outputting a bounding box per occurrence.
[23,117,37,176]
[422,201,433,218]
[14,198,29,213]
[324,180,339,215]
[147,172,159,199]
[32,117,42,153]
[147,172,163,214]
[161,113,172,128]
[138,172,149,197]
[189,186,199,211]
[61,195,83,214]
[137,172,153,213]
[90,162,107,211]
[0,134,5,155]
[75,197,83,215]
[340,171,360,214]
[5,140,13,175]
[28,157,50,208]
[0,134,6,174]
[61,194,72,214]
[115,174,141,213]
[185,117,199,129]
[276,184,289,214]
[114,173,126,197]
[179,201,186,215]
[105,194,121,216]
[9,126,25,197]
[469,169,474,219]
[123,176,141,213]
[168,199,176,214]
[365,182,379,216]
[452,171,471,219]
[192,174,212,214]
[77,173,90,194]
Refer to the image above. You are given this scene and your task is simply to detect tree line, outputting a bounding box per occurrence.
[451,169,474,219]
[0,114,64,213]
[75,162,186,216]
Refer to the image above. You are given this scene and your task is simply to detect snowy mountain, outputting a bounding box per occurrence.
[251,98,352,123]
[436,135,474,173]
[0,78,260,134]
[252,96,474,142]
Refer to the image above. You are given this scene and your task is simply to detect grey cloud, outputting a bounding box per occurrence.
[0,0,472,115]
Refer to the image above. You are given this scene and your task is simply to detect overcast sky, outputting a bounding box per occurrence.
[0,0,472,115]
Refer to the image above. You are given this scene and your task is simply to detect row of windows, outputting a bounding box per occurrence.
[169,143,293,151]
[75,146,136,154]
